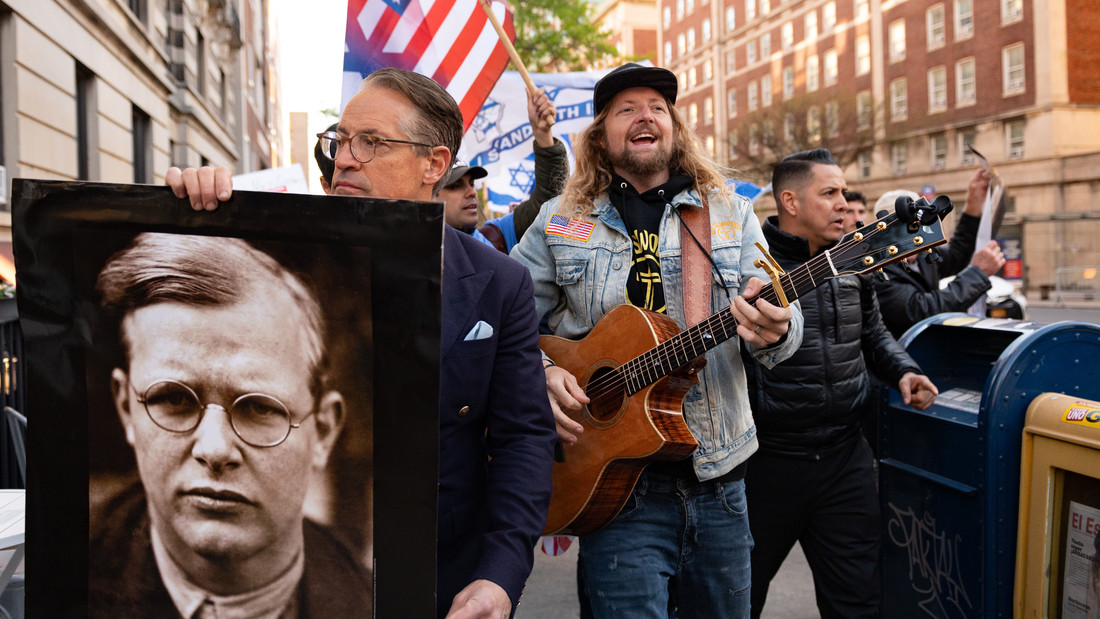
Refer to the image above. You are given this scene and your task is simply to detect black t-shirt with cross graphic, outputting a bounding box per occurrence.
[609,173,694,314]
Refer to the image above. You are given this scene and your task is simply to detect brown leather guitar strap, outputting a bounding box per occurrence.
[680,196,712,326]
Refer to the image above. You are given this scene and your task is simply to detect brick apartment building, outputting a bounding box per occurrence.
[659,0,1100,295]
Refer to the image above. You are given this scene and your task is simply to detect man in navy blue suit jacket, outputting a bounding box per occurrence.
[168,68,556,618]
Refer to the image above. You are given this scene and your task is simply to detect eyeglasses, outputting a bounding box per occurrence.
[316,130,431,164]
[132,379,314,448]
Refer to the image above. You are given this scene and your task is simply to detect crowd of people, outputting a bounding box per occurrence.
[89,59,1008,618]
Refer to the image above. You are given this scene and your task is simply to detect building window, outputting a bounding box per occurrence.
[689,103,698,128]
[127,0,147,23]
[677,0,685,19]
[749,124,760,154]
[728,88,738,117]
[807,55,820,92]
[748,81,758,111]
[784,113,795,141]
[680,72,687,91]
[678,33,686,55]
[959,128,977,164]
[687,28,696,50]
[857,90,872,129]
[824,48,838,85]
[856,35,870,75]
[889,20,906,62]
[196,31,206,97]
[1002,0,1022,24]
[746,0,756,22]
[687,0,695,14]
[132,104,152,183]
[76,64,98,180]
[931,133,947,169]
[825,101,839,136]
[761,74,773,106]
[855,0,869,18]
[726,49,736,73]
[706,135,715,156]
[955,0,973,39]
[782,66,795,98]
[728,130,739,159]
[663,6,671,28]
[1006,119,1025,158]
[747,40,757,64]
[705,97,714,124]
[890,78,908,120]
[859,151,872,179]
[805,11,818,40]
[928,66,947,112]
[689,67,698,88]
[760,0,770,14]
[726,6,736,32]
[704,60,713,82]
[956,57,976,105]
[703,19,712,43]
[823,2,836,31]
[760,33,771,58]
[1003,43,1025,95]
[808,106,821,142]
[665,42,673,63]
[892,141,908,174]
[782,22,793,49]
[927,5,945,49]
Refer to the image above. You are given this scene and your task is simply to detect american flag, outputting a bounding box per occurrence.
[545,214,595,241]
[343,0,515,131]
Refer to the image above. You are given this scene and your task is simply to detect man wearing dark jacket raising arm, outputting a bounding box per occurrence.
[743,148,938,619]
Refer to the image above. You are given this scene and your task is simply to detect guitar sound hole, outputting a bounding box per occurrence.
[586,366,626,424]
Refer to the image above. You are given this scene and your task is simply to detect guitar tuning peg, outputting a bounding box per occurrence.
[876,268,888,282]
[902,260,913,273]
[925,250,941,264]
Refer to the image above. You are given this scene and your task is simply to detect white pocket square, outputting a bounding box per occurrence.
[464,321,494,341]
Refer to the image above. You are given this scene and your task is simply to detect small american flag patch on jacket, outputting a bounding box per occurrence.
[545,214,594,241]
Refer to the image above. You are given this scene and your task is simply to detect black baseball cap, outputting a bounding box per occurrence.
[446,164,488,187]
[593,63,679,116]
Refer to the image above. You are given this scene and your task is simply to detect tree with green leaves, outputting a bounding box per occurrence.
[510,0,624,72]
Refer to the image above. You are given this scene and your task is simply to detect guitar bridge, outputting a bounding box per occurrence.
[752,242,789,307]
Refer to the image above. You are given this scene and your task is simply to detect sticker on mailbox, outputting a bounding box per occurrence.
[1062,402,1100,429]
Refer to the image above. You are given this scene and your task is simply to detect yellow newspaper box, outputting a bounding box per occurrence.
[1015,393,1100,618]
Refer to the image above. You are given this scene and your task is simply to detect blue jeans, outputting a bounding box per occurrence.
[579,470,753,618]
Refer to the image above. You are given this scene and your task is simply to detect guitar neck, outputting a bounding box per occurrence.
[620,255,832,395]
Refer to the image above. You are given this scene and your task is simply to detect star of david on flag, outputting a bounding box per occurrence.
[342,0,515,131]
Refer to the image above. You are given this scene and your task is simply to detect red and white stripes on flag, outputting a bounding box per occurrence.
[343,0,515,131]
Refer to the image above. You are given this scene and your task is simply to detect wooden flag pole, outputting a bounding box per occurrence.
[477,0,554,126]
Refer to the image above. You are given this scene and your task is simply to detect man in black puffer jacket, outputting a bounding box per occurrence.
[743,148,939,619]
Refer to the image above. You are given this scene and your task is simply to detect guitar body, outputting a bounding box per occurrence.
[540,304,701,536]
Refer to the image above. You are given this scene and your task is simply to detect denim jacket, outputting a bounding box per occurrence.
[511,186,804,479]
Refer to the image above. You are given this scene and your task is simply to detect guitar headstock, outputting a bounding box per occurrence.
[829,195,953,275]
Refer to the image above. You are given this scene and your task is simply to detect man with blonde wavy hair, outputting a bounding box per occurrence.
[512,63,804,617]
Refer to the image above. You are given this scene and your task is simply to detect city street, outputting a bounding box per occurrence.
[515,302,1099,618]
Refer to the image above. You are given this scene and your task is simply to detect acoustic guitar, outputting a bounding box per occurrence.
[540,197,953,536]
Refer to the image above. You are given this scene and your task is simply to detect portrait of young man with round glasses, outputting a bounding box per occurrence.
[87,232,372,618]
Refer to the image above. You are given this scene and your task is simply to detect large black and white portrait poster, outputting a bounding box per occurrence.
[13,180,441,617]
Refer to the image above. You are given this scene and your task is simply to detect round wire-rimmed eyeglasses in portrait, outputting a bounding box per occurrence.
[131,379,314,448]
[316,131,431,164]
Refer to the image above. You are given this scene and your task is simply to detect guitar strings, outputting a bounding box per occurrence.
[579,219,907,403]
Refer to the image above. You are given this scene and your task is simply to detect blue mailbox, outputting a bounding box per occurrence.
[878,314,1100,618]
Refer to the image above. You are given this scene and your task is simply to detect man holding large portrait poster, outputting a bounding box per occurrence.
[165,67,556,618]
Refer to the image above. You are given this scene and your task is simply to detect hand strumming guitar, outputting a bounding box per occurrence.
[545,361,589,446]
[731,277,794,348]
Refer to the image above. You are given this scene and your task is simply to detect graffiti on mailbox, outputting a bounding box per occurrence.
[887,503,975,618]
